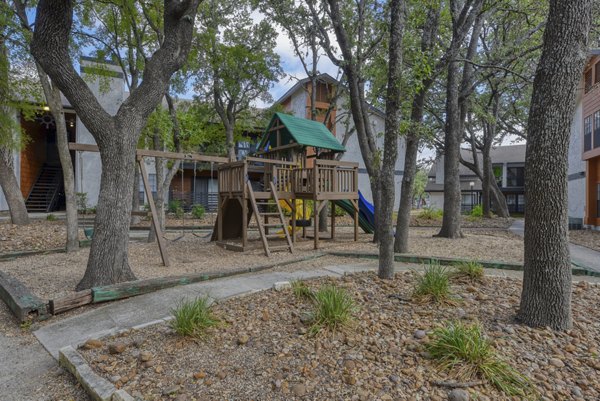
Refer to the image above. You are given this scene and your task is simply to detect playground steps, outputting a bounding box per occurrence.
[247,181,294,257]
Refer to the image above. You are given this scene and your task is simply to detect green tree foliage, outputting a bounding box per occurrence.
[193,0,282,159]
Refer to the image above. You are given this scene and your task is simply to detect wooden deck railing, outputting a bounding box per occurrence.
[218,159,358,197]
[218,161,246,193]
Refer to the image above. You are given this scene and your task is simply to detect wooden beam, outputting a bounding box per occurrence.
[316,159,359,168]
[49,290,92,315]
[0,271,49,322]
[138,158,170,267]
[68,142,229,164]
[245,157,298,166]
[255,142,300,155]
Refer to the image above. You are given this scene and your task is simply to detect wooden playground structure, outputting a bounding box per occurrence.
[69,112,364,263]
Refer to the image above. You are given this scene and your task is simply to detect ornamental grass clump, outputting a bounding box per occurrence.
[453,261,485,281]
[417,207,443,220]
[309,285,357,335]
[426,321,534,398]
[170,296,219,339]
[291,280,315,300]
[413,261,451,303]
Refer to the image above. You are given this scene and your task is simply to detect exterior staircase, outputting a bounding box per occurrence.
[247,181,293,257]
[25,165,63,213]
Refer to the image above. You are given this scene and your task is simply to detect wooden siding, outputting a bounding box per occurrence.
[583,56,600,160]
[19,119,47,197]
[585,156,600,225]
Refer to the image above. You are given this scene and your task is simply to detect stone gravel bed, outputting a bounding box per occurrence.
[78,271,600,401]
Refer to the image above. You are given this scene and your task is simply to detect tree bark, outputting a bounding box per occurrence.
[0,147,29,225]
[31,0,201,289]
[39,74,79,251]
[0,31,29,226]
[378,0,405,279]
[394,3,440,253]
[437,0,483,238]
[518,0,591,330]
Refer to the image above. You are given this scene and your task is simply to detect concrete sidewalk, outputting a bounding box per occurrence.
[509,219,600,273]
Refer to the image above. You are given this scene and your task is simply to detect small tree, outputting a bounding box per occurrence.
[193,0,281,161]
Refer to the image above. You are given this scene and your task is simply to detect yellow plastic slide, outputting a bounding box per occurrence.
[278,199,312,236]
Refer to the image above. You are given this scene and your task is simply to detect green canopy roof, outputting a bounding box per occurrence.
[258,112,346,153]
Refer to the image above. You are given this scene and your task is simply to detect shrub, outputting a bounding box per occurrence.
[291,280,314,300]
[309,285,357,335]
[426,321,533,397]
[168,200,184,218]
[170,297,219,339]
[417,207,443,220]
[453,261,485,281]
[191,204,205,220]
[413,261,451,303]
[46,214,57,221]
[76,192,88,213]
[470,204,483,218]
[330,205,346,217]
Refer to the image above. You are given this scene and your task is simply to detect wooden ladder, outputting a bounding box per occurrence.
[247,181,294,257]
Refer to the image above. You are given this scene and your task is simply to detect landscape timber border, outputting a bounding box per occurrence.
[2,250,599,323]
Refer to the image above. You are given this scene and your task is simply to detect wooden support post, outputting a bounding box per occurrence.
[218,196,225,242]
[313,163,319,249]
[314,200,319,249]
[242,197,248,249]
[302,200,307,238]
[291,199,297,244]
[352,199,359,242]
[331,201,336,241]
[138,158,170,267]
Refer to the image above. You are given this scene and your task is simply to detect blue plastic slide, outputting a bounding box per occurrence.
[334,190,375,234]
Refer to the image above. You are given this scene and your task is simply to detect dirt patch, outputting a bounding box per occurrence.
[0,220,86,253]
[0,227,524,301]
[570,229,600,252]
[79,272,600,400]
[411,215,513,229]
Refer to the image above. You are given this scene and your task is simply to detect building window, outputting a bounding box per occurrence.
[492,164,503,187]
[595,111,600,149]
[139,173,157,204]
[584,115,592,151]
[585,69,593,93]
[236,141,255,160]
[506,166,524,187]
[596,62,600,84]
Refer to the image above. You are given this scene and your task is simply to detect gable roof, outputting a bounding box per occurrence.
[258,112,346,153]
[274,73,385,118]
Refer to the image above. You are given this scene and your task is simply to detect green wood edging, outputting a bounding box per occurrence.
[91,252,327,303]
[325,251,600,278]
[0,271,49,322]
[0,240,92,262]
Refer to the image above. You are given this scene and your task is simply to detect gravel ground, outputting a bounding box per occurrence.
[570,229,600,252]
[78,272,600,401]
[0,301,89,401]
[411,215,513,228]
[0,227,524,301]
[0,221,86,253]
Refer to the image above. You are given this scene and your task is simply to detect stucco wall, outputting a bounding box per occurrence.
[568,87,585,224]
[334,100,405,208]
[428,193,444,210]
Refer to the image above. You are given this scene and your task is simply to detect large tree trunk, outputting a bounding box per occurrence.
[437,57,463,238]
[0,147,29,225]
[481,145,492,218]
[131,166,141,225]
[378,0,404,279]
[76,138,138,289]
[518,0,591,330]
[0,32,29,226]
